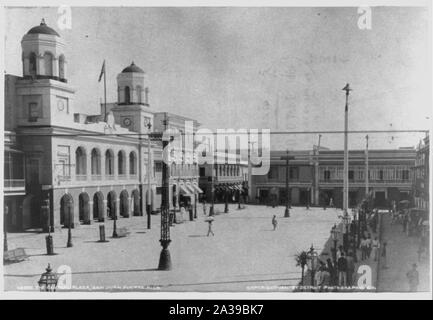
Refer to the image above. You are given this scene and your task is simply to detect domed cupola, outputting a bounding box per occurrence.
[117,62,148,105]
[121,62,145,74]
[21,19,67,82]
[27,19,60,37]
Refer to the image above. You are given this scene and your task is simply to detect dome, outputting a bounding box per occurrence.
[121,62,145,74]
[27,19,60,37]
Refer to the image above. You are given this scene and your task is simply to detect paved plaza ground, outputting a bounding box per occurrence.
[4,205,342,292]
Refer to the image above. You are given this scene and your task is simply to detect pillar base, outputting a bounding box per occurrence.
[158,248,172,270]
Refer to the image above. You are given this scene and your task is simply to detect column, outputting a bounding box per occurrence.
[102,199,107,222]
[88,200,94,224]
[115,198,120,218]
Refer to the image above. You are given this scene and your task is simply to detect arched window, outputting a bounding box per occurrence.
[29,52,37,76]
[129,152,137,175]
[91,148,101,175]
[75,147,87,175]
[59,55,65,79]
[43,52,53,76]
[125,86,131,104]
[105,150,114,175]
[136,86,142,104]
[118,151,126,175]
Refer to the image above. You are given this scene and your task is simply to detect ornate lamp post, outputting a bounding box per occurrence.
[306,245,318,287]
[281,151,295,217]
[147,122,153,230]
[4,205,8,252]
[157,123,175,270]
[38,264,58,292]
[66,199,73,248]
[42,199,55,255]
[112,209,118,238]
[224,185,229,213]
[330,224,339,262]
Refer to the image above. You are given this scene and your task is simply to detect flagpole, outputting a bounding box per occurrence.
[104,61,107,122]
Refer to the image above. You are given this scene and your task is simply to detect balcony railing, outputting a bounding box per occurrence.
[118,174,127,180]
[91,175,102,181]
[76,174,87,181]
[106,175,116,180]
[4,179,25,189]
[320,179,411,184]
[129,174,138,180]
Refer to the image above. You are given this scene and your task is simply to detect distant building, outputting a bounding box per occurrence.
[413,134,429,212]
[251,148,416,208]
[199,151,248,204]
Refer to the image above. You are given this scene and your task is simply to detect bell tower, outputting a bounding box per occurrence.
[112,62,153,133]
[16,19,75,127]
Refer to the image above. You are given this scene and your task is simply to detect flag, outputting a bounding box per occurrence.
[98,60,105,82]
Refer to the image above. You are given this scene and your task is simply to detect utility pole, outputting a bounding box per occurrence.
[342,83,352,214]
[365,134,369,197]
[147,122,152,229]
[314,134,322,206]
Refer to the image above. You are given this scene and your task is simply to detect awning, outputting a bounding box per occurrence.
[179,184,192,196]
[192,183,204,194]
[185,183,196,194]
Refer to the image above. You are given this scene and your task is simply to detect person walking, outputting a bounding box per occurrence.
[337,252,348,287]
[272,215,278,231]
[206,217,214,236]
[329,197,334,208]
[180,205,186,223]
[319,267,331,292]
[371,237,380,261]
[406,263,419,292]
[346,252,356,287]
[381,241,388,269]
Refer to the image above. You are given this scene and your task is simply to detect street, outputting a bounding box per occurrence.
[4,205,340,292]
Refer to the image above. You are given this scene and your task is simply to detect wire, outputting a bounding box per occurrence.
[8,129,429,138]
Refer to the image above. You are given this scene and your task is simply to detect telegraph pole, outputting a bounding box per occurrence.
[365,134,369,197]
[342,84,352,214]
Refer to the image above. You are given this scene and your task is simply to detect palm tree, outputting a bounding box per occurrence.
[295,250,308,286]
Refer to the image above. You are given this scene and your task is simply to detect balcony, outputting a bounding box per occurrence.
[91,175,102,181]
[106,175,116,181]
[4,179,25,193]
[76,174,87,181]
[117,174,128,180]
[129,174,138,180]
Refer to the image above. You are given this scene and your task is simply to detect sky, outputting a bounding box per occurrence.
[3,6,431,150]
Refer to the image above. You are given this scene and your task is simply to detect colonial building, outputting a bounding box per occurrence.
[413,134,429,212]
[3,20,201,231]
[199,151,248,204]
[251,148,416,208]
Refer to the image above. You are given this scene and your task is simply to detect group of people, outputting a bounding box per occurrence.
[359,233,381,261]
[309,249,357,291]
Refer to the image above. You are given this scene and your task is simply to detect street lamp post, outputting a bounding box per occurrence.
[4,205,8,252]
[112,210,118,238]
[147,122,153,230]
[224,186,229,213]
[281,151,295,217]
[42,199,55,255]
[38,264,59,292]
[66,199,73,248]
[158,122,174,270]
[238,188,242,210]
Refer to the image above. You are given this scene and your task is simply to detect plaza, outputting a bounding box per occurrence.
[5,205,340,292]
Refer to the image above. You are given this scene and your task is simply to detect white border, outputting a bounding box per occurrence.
[0,0,432,300]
